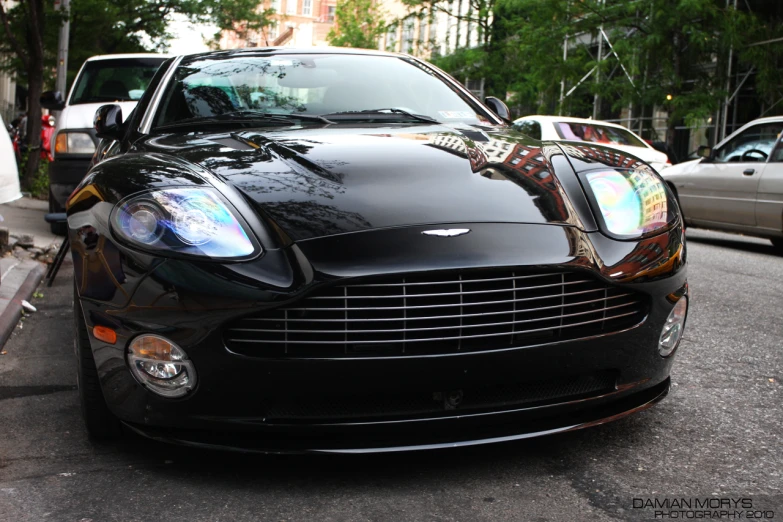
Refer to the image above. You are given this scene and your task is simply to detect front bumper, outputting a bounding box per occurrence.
[73,222,687,453]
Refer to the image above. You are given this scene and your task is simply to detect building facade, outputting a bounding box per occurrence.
[220,0,338,49]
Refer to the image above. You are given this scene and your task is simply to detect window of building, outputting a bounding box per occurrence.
[268,22,278,40]
[286,0,297,15]
[326,5,336,21]
[402,18,415,52]
[271,0,281,11]
[302,0,312,16]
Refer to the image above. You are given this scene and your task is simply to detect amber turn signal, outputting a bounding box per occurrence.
[55,133,68,154]
[93,325,117,344]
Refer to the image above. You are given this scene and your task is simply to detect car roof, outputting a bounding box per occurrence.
[85,53,171,61]
[516,115,634,130]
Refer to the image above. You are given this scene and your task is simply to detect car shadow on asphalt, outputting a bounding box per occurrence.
[685,234,779,256]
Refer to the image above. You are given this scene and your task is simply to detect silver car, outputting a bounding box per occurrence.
[662,116,783,250]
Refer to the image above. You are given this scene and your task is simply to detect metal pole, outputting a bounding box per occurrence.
[592,0,604,120]
[54,0,70,97]
[559,1,570,115]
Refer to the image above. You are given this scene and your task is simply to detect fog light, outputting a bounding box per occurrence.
[659,297,687,357]
[128,335,196,398]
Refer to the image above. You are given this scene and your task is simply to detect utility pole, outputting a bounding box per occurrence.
[54,0,70,97]
[592,0,604,120]
[559,1,570,115]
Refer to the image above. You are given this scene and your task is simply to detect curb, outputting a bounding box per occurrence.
[0,263,47,348]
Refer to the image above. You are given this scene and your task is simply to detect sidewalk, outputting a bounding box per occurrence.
[0,197,61,347]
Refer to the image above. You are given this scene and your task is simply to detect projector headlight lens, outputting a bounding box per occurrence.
[112,187,259,259]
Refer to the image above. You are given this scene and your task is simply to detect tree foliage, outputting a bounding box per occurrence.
[327,0,386,49]
[427,0,782,146]
[0,0,272,188]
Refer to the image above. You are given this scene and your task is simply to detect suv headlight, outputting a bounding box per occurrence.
[111,187,260,259]
[54,131,96,155]
[581,166,677,239]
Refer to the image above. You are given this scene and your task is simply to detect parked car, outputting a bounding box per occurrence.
[0,114,22,204]
[67,48,687,452]
[661,116,783,250]
[40,53,169,234]
[514,115,671,173]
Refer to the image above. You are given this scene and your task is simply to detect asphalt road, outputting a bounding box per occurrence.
[1,228,781,522]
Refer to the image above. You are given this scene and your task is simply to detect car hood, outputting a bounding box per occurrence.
[137,124,589,241]
[660,158,701,178]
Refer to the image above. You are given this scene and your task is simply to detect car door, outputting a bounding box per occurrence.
[755,131,783,233]
[679,122,783,227]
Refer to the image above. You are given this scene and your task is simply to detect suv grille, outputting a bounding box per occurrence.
[225,270,646,358]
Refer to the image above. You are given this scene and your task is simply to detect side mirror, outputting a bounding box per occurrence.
[40,91,65,111]
[484,96,511,123]
[94,104,123,140]
[697,145,712,159]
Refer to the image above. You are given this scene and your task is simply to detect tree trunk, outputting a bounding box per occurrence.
[23,62,43,189]
[22,0,46,190]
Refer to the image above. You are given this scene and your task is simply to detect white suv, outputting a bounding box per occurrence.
[40,54,169,233]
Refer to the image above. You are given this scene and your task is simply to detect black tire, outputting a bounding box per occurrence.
[771,237,783,253]
[74,284,123,439]
[49,190,67,236]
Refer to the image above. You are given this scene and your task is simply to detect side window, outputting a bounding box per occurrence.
[714,123,783,163]
[515,120,542,140]
[770,133,783,162]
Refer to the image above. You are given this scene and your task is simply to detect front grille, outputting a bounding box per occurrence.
[263,372,617,422]
[225,270,647,358]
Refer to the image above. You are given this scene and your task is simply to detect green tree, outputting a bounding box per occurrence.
[0,0,272,189]
[327,0,386,49]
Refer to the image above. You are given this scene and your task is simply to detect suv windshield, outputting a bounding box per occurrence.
[154,54,490,128]
[70,57,167,105]
[554,121,646,147]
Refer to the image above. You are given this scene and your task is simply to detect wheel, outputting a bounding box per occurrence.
[74,283,123,439]
[771,237,783,253]
[49,190,67,236]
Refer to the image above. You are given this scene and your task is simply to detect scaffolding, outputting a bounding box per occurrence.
[554,0,783,161]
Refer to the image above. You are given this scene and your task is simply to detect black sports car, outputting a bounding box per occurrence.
[67,48,687,453]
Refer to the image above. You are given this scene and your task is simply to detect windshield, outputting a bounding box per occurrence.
[70,58,167,105]
[554,122,647,148]
[154,54,490,128]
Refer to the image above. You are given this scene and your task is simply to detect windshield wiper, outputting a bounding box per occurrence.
[154,111,334,131]
[322,108,439,124]
[219,110,335,125]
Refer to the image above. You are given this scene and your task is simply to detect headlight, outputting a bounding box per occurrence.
[582,166,675,238]
[659,296,687,357]
[128,335,196,398]
[54,131,96,154]
[112,187,260,259]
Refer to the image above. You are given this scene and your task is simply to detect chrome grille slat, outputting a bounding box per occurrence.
[283,287,610,312]
[344,272,563,287]
[227,309,641,345]
[224,270,647,357]
[306,279,593,300]
[229,301,639,335]
[241,293,635,323]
